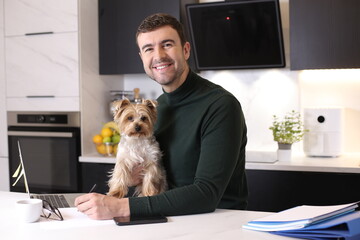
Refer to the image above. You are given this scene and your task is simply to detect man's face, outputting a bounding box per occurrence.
[137,25,190,92]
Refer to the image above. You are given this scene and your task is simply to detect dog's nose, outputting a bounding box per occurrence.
[135,125,141,132]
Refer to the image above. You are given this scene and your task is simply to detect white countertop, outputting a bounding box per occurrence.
[79,152,117,164]
[245,151,360,173]
[80,151,360,174]
[0,191,292,240]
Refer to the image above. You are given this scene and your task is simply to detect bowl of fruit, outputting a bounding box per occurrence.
[92,121,121,156]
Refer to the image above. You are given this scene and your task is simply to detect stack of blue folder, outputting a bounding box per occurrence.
[272,211,360,240]
[243,202,360,240]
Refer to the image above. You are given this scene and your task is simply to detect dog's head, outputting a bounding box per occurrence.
[112,98,158,138]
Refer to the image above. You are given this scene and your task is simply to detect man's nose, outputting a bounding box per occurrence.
[154,47,166,59]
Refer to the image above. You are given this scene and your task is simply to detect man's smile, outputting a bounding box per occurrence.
[152,63,173,71]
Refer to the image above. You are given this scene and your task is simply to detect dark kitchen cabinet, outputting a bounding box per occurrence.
[99,0,198,74]
[290,0,360,70]
[246,169,360,212]
[81,163,114,194]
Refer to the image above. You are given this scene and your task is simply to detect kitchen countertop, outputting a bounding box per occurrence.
[79,151,360,174]
[79,153,117,164]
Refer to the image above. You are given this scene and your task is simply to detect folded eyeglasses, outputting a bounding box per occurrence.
[41,200,63,221]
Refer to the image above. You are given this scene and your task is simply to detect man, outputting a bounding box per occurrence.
[75,13,248,220]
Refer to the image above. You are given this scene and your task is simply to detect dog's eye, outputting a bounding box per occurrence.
[127,116,133,121]
[140,116,147,121]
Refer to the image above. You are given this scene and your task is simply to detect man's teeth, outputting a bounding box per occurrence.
[155,64,170,70]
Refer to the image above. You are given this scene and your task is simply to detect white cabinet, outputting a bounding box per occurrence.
[0,158,9,191]
[0,0,9,191]
[4,0,77,36]
[5,33,79,98]
[4,0,80,111]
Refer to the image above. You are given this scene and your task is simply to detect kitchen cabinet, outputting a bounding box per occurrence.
[81,163,114,194]
[290,0,360,70]
[246,170,360,212]
[5,34,79,98]
[4,0,77,36]
[0,158,9,191]
[4,0,80,111]
[0,0,9,191]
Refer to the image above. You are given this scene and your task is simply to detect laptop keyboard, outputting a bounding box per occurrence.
[32,194,70,208]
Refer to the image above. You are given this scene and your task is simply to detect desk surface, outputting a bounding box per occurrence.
[0,191,292,240]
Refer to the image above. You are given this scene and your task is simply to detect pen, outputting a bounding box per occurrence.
[89,184,97,193]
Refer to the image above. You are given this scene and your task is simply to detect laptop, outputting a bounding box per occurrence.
[16,141,83,208]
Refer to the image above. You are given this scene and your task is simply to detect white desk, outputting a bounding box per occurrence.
[0,191,293,240]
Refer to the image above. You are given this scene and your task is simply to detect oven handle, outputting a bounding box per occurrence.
[8,131,74,138]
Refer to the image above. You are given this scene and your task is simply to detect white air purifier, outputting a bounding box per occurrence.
[303,108,343,157]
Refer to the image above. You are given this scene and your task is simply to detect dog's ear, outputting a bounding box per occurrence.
[142,99,158,122]
[142,99,158,110]
[112,98,131,120]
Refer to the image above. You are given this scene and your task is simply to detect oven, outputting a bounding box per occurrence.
[7,112,81,193]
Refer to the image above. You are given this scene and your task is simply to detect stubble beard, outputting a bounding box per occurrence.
[147,60,185,87]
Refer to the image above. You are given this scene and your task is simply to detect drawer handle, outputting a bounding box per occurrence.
[26,96,55,98]
[25,31,54,36]
[8,131,73,138]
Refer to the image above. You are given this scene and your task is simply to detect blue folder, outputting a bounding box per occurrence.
[272,211,360,240]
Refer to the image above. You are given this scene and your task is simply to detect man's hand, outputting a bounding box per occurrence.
[74,193,130,220]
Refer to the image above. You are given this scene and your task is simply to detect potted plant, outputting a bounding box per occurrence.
[269,110,308,160]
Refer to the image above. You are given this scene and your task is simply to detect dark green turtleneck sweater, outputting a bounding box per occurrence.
[129,71,248,217]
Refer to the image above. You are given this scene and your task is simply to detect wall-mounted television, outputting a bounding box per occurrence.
[186,0,286,71]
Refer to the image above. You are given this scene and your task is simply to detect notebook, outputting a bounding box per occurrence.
[16,141,83,208]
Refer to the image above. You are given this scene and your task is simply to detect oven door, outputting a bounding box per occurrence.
[8,126,80,193]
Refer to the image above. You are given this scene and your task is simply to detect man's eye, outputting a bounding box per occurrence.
[164,43,173,48]
[144,48,153,53]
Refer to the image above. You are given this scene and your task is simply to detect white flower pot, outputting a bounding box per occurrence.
[277,143,292,161]
[277,149,292,161]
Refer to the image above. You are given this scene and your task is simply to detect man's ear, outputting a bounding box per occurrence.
[183,42,191,61]
[138,51,143,60]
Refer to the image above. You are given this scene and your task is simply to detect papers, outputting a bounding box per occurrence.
[243,202,359,231]
[39,208,113,229]
[243,202,360,240]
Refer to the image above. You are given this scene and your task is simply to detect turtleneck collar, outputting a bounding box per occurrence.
[161,70,199,105]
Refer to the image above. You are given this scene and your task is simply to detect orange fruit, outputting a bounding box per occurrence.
[101,127,113,138]
[96,144,107,155]
[93,134,103,144]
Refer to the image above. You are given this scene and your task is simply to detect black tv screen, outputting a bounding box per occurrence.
[186,0,285,70]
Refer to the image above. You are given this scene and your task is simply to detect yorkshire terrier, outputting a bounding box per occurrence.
[108,98,167,198]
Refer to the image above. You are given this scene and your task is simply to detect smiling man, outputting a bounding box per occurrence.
[75,13,248,220]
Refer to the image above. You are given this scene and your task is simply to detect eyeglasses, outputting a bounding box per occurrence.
[41,200,63,221]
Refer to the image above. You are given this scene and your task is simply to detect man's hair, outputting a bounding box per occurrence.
[136,13,187,47]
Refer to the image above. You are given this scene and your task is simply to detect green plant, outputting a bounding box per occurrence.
[269,110,308,145]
